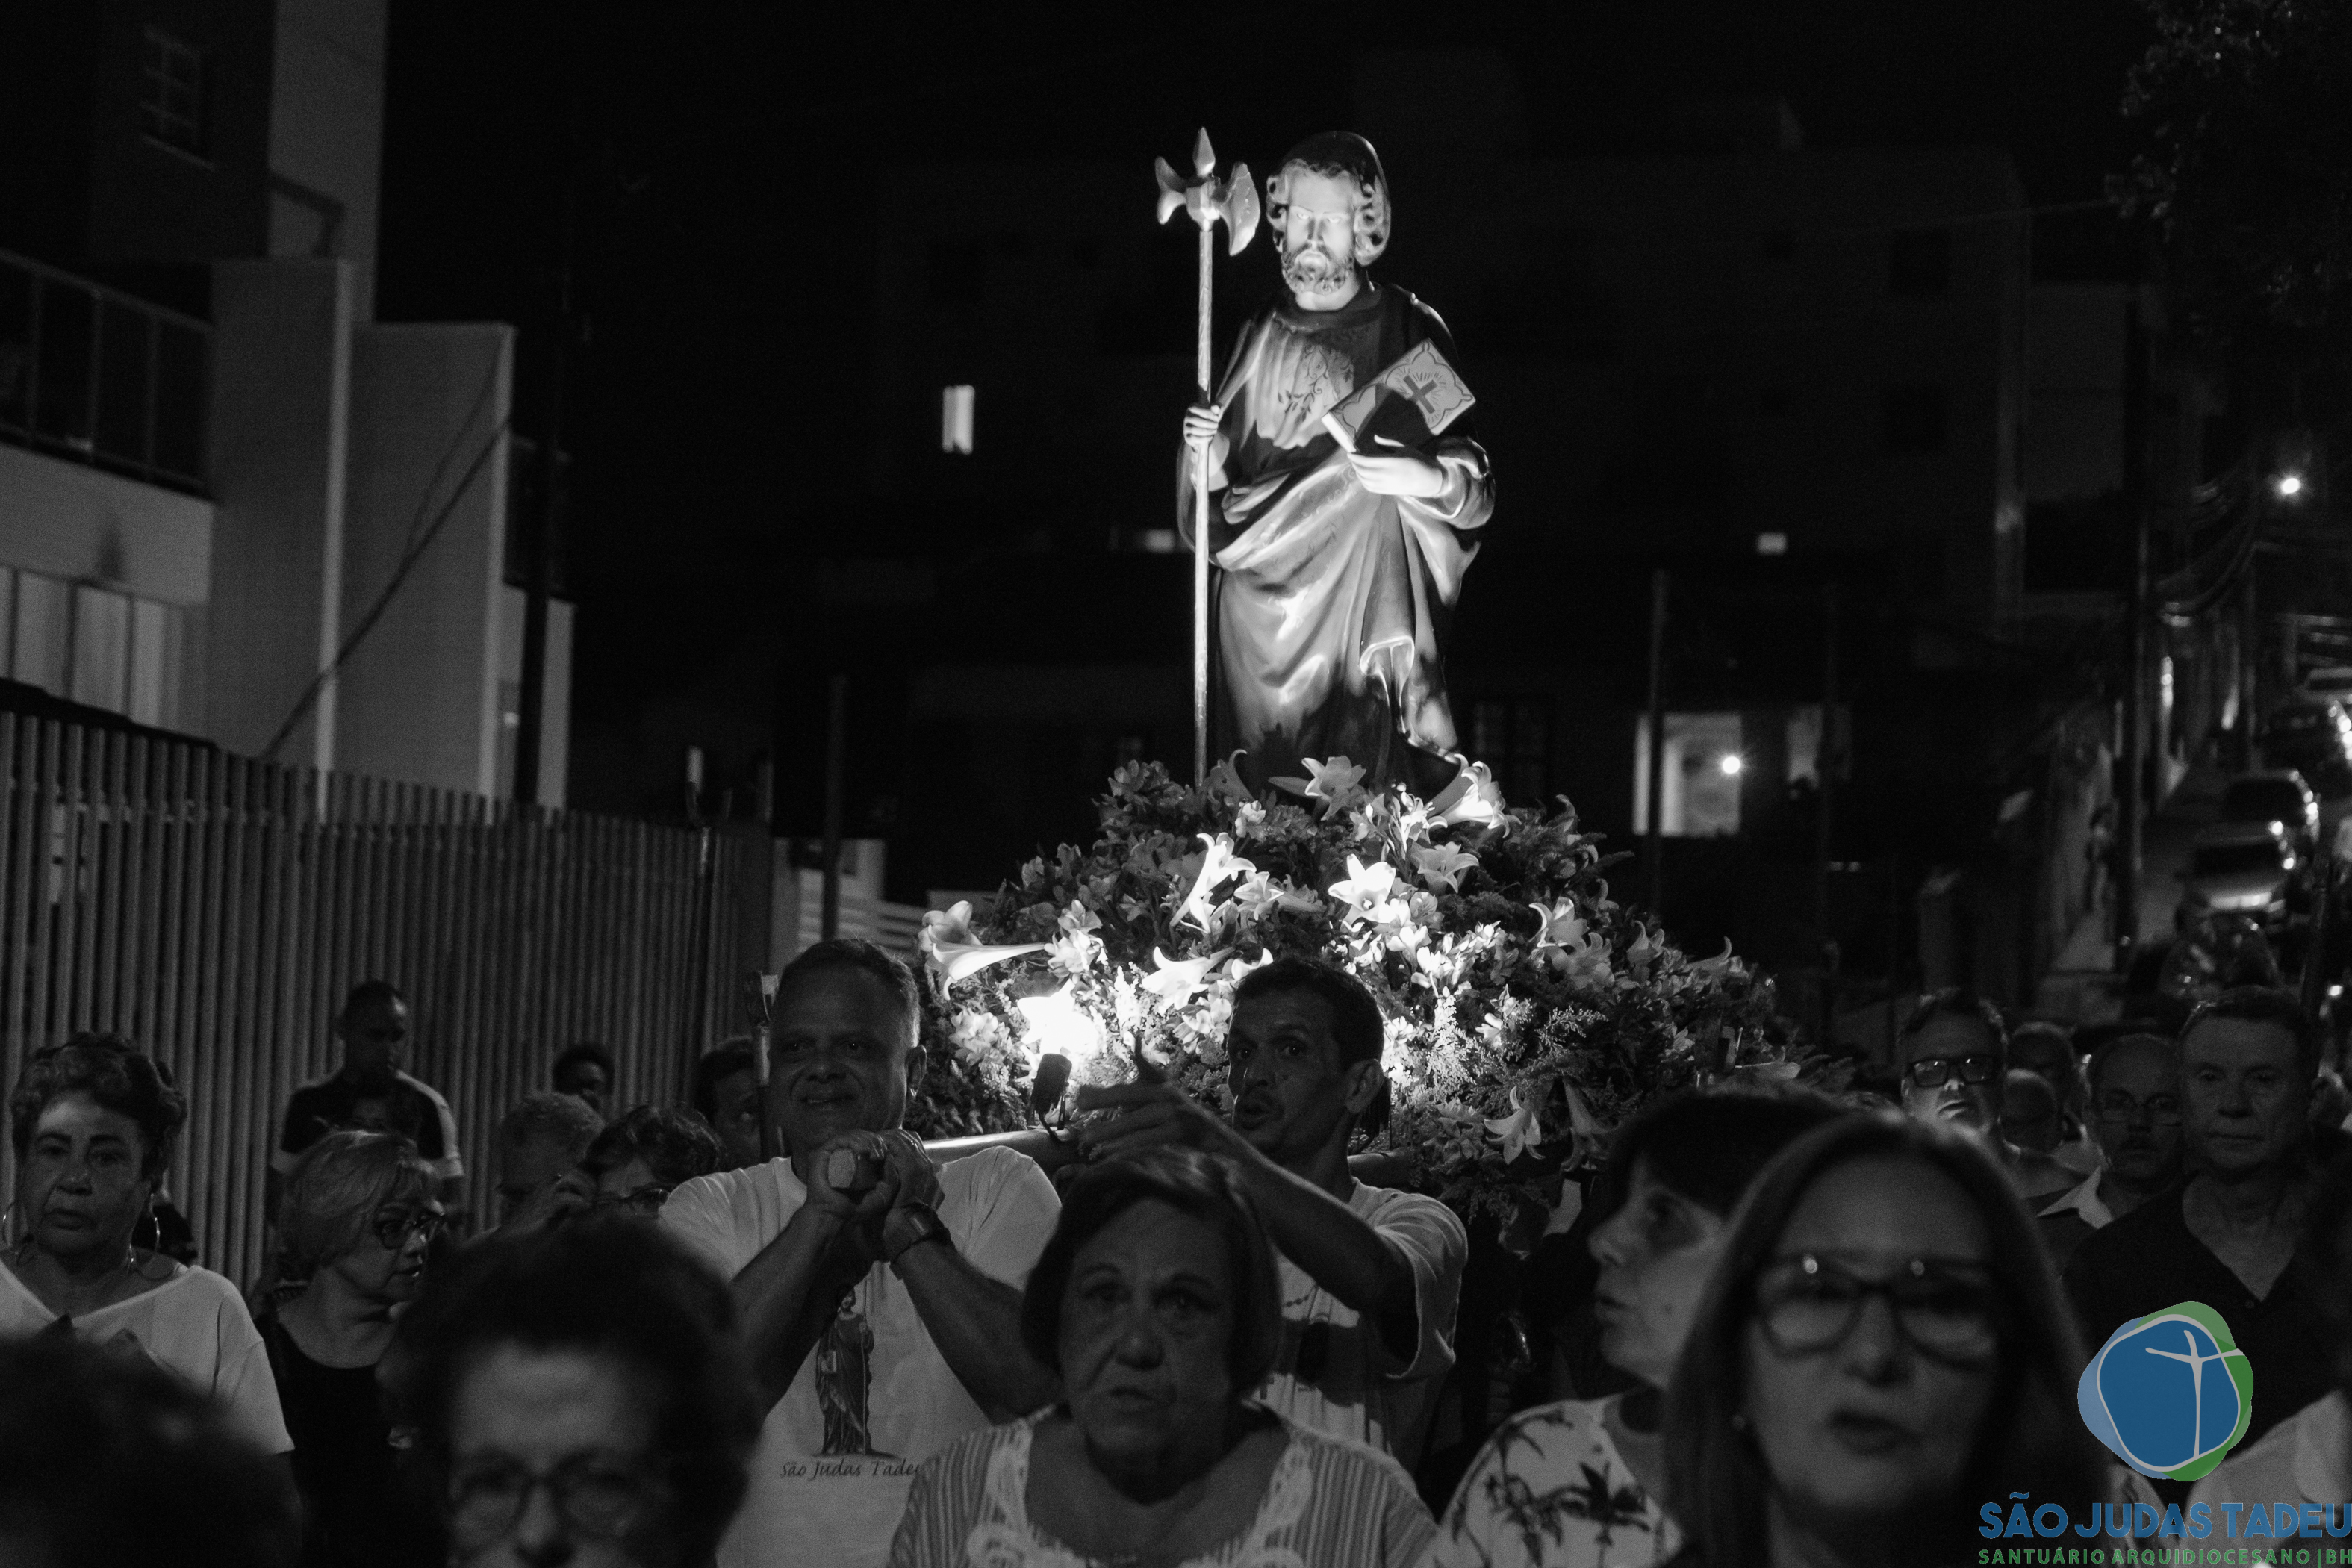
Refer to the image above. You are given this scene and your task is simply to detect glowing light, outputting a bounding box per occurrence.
[1755,532,1789,556]
[2276,473,2306,498]
[1718,754,1745,777]
[1015,983,1105,1067]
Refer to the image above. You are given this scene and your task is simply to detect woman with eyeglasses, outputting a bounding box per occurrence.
[262,1130,448,1566]
[2,1034,291,1458]
[580,1106,721,1216]
[1658,1112,2111,1568]
[389,1213,760,1568]
[1430,1089,1844,1568]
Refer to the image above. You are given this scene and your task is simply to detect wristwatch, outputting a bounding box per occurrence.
[883,1202,953,1269]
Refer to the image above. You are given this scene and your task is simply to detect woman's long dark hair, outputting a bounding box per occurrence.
[1662,1112,2107,1568]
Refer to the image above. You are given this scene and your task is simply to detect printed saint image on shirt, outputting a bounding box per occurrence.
[816,1295,889,1457]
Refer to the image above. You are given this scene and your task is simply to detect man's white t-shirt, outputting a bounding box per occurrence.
[1258,1180,1466,1469]
[661,1145,1060,1568]
[0,1260,293,1454]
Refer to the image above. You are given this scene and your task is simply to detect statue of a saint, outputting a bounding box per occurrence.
[1180,131,1495,796]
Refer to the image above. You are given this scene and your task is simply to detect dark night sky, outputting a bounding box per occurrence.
[376,2,2153,815]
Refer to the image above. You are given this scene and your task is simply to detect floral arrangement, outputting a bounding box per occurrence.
[909,753,1834,1224]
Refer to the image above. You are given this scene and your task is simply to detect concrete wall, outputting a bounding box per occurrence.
[335,323,513,795]
[0,441,212,605]
[267,0,385,319]
[205,257,351,769]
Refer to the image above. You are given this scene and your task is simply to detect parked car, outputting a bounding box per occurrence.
[2176,820,2303,936]
[2265,696,2352,794]
[2303,666,2352,703]
[2218,769,2322,857]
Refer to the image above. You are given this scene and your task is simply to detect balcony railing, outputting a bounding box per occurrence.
[0,246,209,494]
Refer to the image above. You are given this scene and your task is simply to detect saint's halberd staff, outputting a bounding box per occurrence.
[1155,129,1259,785]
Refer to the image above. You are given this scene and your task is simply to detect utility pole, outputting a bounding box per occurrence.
[820,674,848,941]
[515,100,584,806]
[2115,299,2150,968]
[1644,569,1669,915]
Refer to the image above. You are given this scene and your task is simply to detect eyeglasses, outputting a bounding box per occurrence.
[1754,1251,2003,1366]
[370,1207,448,1251]
[594,1183,674,1214]
[2094,1092,2182,1126]
[447,1455,669,1549]
[1904,1054,2000,1089]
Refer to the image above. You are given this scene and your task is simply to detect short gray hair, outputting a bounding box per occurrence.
[496,1091,603,1161]
[279,1130,434,1271]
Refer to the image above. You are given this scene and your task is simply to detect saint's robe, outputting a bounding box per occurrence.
[1178,279,1494,796]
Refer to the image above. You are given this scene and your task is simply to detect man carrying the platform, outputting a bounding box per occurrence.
[1179,131,1495,797]
[660,939,1062,1568]
[1080,954,1468,1470]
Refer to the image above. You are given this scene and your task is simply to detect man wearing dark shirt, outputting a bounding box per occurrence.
[2065,987,2337,1451]
[269,981,464,1219]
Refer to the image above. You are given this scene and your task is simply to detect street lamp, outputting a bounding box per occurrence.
[1717,753,1744,777]
[2275,472,2306,500]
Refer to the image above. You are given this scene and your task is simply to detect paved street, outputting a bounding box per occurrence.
[2033,762,2349,1026]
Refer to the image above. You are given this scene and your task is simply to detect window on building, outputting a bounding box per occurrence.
[1888,228,1952,296]
[941,385,974,454]
[139,28,208,158]
[1883,385,1947,454]
[1470,697,1551,807]
[1631,712,1744,837]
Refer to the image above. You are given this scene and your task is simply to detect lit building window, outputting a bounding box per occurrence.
[139,28,208,158]
[941,385,974,454]
[1632,712,1745,837]
[1755,532,1789,556]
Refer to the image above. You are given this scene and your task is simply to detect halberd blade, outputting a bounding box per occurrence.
[1224,163,1260,254]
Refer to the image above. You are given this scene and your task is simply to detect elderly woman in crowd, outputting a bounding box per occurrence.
[1658,1113,2109,1568]
[1431,1089,1844,1567]
[889,1146,1434,1567]
[0,1334,301,1567]
[262,1130,447,1567]
[580,1105,722,1215]
[389,1213,760,1568]
[1,1033,290,1457]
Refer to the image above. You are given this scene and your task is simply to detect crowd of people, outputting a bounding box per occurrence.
[5,942,2352,1567]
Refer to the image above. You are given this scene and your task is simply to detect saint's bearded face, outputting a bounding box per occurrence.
[1278,168,1364,309]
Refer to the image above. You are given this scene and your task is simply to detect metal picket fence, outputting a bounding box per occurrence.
[0,713,759,1288]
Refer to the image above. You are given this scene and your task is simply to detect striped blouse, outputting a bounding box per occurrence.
[886,1407,1436,1567]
